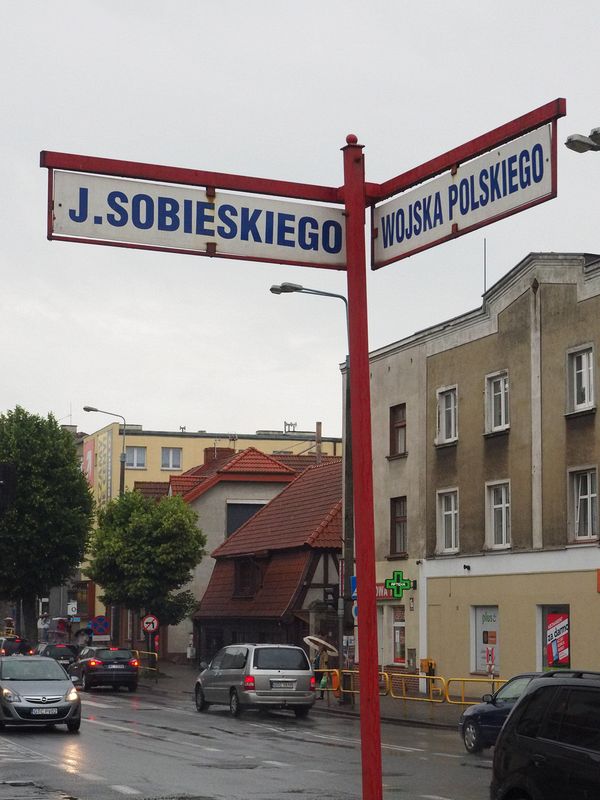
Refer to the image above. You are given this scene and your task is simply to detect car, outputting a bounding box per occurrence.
[68,645,140,692]
[0,636,33,656]
[491,670,600,799]
[34,642,79,669]
[0,655,81,732]
[194,643,316,718]
[459,672,540,753]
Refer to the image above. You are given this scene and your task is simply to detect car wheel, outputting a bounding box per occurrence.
[127,683,138,693]
[463,719,484,753]
[195,685,209,712]
[81,672,91,692]
[67,718,81,734]
[293,706,310,719]
[229,689,242,717]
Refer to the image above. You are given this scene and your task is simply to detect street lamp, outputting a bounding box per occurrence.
[83,406,127,497]
[270,282,354,680]
[565,127,600,153]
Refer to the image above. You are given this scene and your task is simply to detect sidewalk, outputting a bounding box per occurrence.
[138,661,464,730]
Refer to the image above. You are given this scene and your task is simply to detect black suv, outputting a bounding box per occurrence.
[491,670,600,799]
[68,646,140,692]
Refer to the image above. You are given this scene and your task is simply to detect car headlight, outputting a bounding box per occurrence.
[2,687,22,703]
[64,687,79,702]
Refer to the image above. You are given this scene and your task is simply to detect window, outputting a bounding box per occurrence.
[542,606,570,668]
[485,370,510,432]
[389,404,407,456]
[161,447,182,470]
[486,481,510,548]
[226,502,266,537]
[568,346,594,412]
[125,446,146,468]
[473,605,500,673]
[437,490,459,552]
[390,496,407,556]
[436,387,457,443]
[571,469,598,539]
[234,559,259,598]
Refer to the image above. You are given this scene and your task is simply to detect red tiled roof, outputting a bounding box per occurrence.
[194,550,310,619]
[180,447,296,504]
[134,481,169,500]
[170,475,204,496]
[270,454,342,472]
[212,460,342,558]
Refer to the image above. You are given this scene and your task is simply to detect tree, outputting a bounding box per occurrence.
[0,406,94,641]
[86,491,206,626]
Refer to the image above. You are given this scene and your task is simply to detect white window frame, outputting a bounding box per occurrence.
[485,370,510,432]
[161,447,182,470]
[125,446,146,469]
[436,488,459,553]
[485,480,511,549]
[569,466,598,541]
[567,345,594,413]
[435,385,458,444]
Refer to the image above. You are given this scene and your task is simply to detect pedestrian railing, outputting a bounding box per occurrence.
[320,670,507,706]
[388,673,447,703]
[445,676,506,705]
[133,649,159,682]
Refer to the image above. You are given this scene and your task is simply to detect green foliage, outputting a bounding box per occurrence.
[0,406,94,601]
[86,491,205,626]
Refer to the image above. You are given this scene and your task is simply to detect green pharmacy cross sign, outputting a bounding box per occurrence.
[384,570,413,600]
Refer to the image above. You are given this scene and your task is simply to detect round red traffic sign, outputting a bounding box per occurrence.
[142,614,159,633]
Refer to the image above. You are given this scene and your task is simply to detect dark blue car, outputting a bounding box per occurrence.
[459,673,540,753]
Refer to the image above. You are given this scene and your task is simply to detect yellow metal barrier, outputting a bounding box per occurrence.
[445,676,507,705]
[336,669,390,697]
[388,672,447,703]
[133,649,159,682]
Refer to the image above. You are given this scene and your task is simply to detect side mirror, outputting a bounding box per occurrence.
[482,693,493,703]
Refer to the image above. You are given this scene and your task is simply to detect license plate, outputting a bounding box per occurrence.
[32,707,58,716]
[107,664,125,669]
[271,681,293,689]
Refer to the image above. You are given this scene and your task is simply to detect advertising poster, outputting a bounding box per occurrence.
[475,606,500,673]
[82,438,95,486]
[546,612,570,667]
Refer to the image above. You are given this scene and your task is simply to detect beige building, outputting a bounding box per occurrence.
[82,424,341,506]
[369,252,600,680]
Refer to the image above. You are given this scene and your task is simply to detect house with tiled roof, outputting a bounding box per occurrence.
[193,460,342,661]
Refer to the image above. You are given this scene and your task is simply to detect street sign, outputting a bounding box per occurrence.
[67,602,77,617]
[142,614,159,633]
[373,124,556,267]
[90,615,110,635]
[48,171,346,269]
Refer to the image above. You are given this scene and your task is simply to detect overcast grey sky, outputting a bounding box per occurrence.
[1,2,598,439]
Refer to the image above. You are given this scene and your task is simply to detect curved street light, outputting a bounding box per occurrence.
[565,127,600,153]
[270,282,354,687]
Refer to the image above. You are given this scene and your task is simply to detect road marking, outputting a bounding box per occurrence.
[85,719,156,737]
[420,795,455,800]
[111,786,142,795]
[309,730,424,753]
[81,699,117,708]
[431,752,462,759]
[262,760,289,767]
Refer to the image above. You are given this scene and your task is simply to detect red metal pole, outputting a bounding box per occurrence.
[342,134,382,800]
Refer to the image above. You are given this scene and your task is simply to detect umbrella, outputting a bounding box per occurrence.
[303,635,338,656]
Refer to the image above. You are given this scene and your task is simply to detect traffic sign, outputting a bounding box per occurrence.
[67,601,77,617]
[48,171,346,270]
[142,614,159,633]
[90,615,110,635]
[373,125,555,267]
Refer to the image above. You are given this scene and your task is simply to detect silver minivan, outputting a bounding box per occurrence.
[194,644,316,718]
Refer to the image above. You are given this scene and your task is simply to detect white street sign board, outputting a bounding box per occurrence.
[373,125,554,267]
[52,171,346,268]
[67,602,77,616]
[142,614,159,633]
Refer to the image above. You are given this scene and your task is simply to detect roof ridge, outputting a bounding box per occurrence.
[306,499,342,547]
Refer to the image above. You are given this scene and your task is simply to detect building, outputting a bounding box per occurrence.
[369,252,600,679]
[195,460,342,661]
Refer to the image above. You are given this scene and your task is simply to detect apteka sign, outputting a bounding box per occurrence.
[373,125,555,267]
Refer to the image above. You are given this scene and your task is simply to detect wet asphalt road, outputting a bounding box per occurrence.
[0,688,492,800]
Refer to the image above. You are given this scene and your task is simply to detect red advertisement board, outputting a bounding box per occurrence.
[546,612,570,667]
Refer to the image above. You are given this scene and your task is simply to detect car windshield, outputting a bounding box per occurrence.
[495,676,533,703]
[254,647,309,670]
[1,659,67,681]
[96,649,133,661]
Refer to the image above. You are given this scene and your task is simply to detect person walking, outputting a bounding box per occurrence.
[314,644,329,699]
